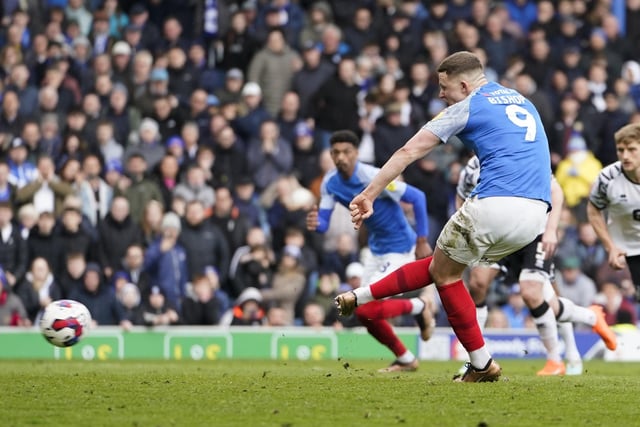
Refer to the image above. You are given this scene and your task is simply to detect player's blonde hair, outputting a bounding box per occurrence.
[437,51,484,77]
[614,123,640,146]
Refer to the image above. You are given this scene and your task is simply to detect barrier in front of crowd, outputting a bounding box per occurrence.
[0,327,636,361]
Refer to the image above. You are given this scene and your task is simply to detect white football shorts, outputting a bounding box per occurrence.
[437,196,548,267]
[361,246,416,286]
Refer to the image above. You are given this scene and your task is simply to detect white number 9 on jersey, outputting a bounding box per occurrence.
[505,104,537,141]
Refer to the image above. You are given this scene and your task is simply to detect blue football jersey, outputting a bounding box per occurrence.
[424,81,551,205]
[319,162,417,255]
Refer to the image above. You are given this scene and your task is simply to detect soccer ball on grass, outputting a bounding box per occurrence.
[39,300,92,347]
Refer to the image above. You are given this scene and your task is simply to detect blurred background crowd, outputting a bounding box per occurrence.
[0,0,638,331]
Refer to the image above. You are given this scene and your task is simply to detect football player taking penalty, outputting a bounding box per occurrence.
[336,50,556,382]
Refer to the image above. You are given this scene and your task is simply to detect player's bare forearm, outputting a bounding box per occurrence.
[586,201,615,253]
[541,180,563,258]
[545,178,564,236]
[361,129,439,200]
[588,203,626,269]
[541,229,558,259]
[360,152,411,200]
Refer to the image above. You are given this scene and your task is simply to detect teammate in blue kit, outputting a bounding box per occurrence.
[335,51,555,382]
[307,130,436,373]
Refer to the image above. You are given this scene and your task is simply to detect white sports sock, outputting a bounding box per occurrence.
[469,346,492,370]
[533,304,561,362]
[397,350,415,364]
[354,287,373,305]
[557,297,596,326]
[558,321,581,363]
[410,297,425,315]
[476,305,488,333]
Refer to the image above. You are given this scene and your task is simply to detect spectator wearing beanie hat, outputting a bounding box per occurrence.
[128,2,161,53]
[123,118,165,170]
[115,153,163,225]
[136,67,173,117]
[233,81,272,142]
[555,131,602,212]
[143,211,189,314]
[214,68,245,106]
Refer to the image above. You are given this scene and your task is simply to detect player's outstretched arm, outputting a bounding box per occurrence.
[350,129,440,229]
[586,201,626,269]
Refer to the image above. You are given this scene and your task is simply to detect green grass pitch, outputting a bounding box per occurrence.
[3,359,640,427]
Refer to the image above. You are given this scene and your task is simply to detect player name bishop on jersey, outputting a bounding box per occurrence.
[485,93,526,105]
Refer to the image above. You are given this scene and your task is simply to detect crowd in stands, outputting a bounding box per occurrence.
[0,0,639,331]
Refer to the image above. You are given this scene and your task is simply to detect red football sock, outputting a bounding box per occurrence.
[355,299,413,319]
[370,256,433,300]
[356,311,407,357]
[438,279,485,352]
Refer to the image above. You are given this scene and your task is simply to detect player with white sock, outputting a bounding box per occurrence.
[456,155,615,375]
